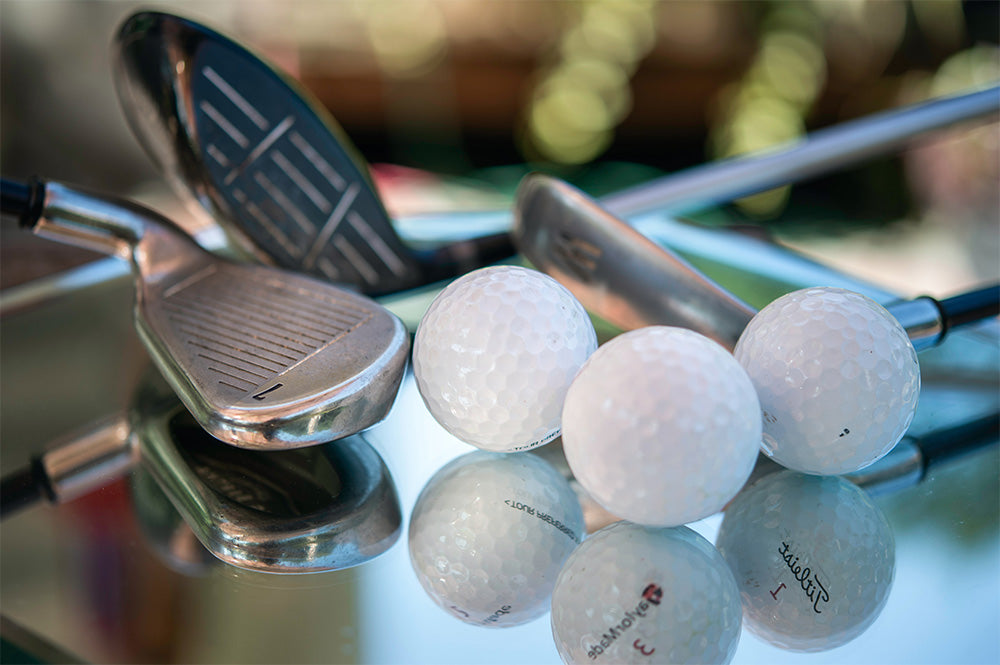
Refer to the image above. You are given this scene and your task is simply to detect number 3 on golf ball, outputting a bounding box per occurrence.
[413,266,597,452]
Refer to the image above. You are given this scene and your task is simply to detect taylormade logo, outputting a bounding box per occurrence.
[586,584,663,660]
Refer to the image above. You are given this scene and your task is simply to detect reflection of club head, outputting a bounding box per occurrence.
[129,464,219,577]
[6,367,402,573]
[130,373,403,573]
[717,470,895,652]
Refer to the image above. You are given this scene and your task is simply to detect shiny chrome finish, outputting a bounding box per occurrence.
[514,174,999,352]
[114,11,511,296]
[15,179,409,450]
[7,373,403,573]
[601,85,1000,216]
[514,174,756,350]
[40,415,136,504]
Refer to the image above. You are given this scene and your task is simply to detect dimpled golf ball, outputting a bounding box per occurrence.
[716,470,895,652]
[561,326,761,527]
[733,287,920,475]
[413,266,597,452]
[551,521,742,665]
[408,450,585,627]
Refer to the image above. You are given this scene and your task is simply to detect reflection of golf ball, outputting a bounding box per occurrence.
[413,266,597,452]
[734,287,919,475]
[551,521,742,665]
[408,451,585,627]
[716,470,895,652]
[562,326,761,526]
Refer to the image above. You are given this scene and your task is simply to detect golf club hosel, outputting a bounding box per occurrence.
[37,181,207,282]
[886,296,944,351]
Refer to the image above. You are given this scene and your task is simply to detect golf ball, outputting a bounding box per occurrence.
[413,265,597,452]
[561,326,761,527]
[551,521,742,665]
[734,287,920,475]
[408,450,585,628]
[716,470,895,652]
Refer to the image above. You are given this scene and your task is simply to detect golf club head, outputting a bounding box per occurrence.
[512,173,756,350]
[113,11,427,295]
[11,179,410,450]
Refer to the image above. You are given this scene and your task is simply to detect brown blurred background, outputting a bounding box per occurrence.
[2,0,998,289]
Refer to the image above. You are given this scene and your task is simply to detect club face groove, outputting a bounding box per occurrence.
[115,11,423,295]
[136,260,409,450]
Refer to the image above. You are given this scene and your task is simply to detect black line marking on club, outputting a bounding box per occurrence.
[252,384,284,401]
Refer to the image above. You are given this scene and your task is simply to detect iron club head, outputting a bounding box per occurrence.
[2,177,409,449]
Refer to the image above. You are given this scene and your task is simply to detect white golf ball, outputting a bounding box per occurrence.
[734,287,920,475]
[716,470,895,652]
[551,521,742,665]
[561,326,761,527]
[413,265,597,452]
[408,451,585,628]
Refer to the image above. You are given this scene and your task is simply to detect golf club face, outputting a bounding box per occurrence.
[131,374,403,574]
[114,11,425,295]
[27,180,410,450]
[512,173,756,350]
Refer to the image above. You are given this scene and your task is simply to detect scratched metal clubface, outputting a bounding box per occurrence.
[715,471,895,652]
[551,521,742,665]
[190,38,417,294]
[408,451,585,628]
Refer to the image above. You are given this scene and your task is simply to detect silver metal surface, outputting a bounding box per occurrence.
[31,180,409,449]
[514,174,757,350]
[513,173,991,352]
[601,85,1000,217]
[23,372,403,574]
[41,415,136,504]
[114,11,425,295]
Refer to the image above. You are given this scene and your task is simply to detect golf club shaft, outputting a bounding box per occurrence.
[601,85,1000,217]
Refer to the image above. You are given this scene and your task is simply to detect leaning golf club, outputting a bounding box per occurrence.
[0,372,402,573]
[113,10,512,296]
[513,174,999,351]
[1,177,409,450]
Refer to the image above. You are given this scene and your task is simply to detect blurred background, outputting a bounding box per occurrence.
[1,1,997,664]
[2,0,998,291]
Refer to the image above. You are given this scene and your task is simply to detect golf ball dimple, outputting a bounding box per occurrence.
[551,521,742,665]
[561,326,762,527]
[715,470,895,652]
[734,287,920,475]
[408,451,585,628]
[413,266,597,452]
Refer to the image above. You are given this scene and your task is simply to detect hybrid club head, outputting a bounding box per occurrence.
[113,11,512,296]
[3,369,403,573]
[512,173,999,351]
[2,177,409,449]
